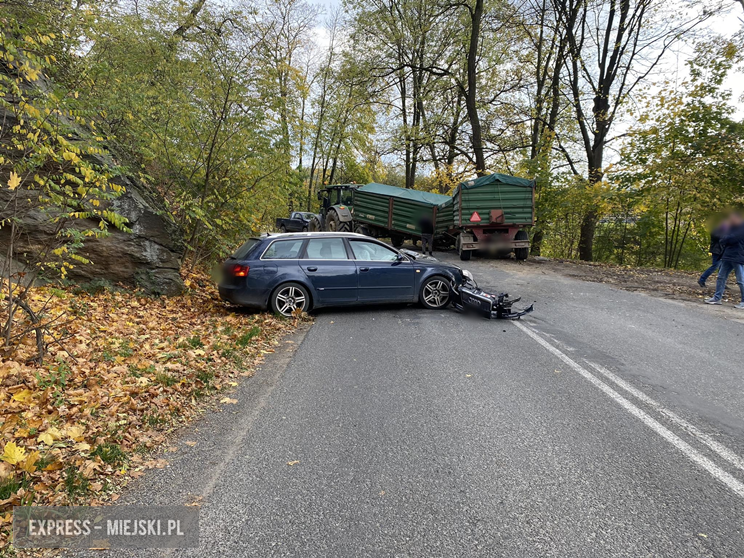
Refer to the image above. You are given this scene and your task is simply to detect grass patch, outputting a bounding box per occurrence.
[64,466,90,499]
[91,443,126,465]
[154,372,178,387]
[236,326,261,347]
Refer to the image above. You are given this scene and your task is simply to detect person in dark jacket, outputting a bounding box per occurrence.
[418,214,434,256]
[705,213,744,308]
[698,222,726,287]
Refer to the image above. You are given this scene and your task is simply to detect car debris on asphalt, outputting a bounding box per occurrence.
[450,272,534,320]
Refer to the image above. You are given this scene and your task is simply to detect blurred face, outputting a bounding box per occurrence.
[729,213,744,227]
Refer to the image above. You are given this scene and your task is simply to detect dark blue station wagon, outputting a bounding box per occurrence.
[218,232,469,316]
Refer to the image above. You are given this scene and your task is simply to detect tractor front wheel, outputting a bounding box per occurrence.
[308,216,322,232]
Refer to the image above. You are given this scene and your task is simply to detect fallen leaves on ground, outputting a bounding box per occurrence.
[0,270,305,548]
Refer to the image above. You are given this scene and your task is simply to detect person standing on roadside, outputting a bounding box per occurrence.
[705,212,744,308]
[698,220,726,287]
[419,214,434,257]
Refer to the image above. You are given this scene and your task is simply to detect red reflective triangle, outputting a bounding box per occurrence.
[469,211,481,222]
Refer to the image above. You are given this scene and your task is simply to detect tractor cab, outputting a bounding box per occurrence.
[317,184,357,208]
[312,184,359,232]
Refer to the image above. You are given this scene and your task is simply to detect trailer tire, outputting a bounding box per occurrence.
[457,234,472,261]
[420,276,451,309]
[514,230,529,261]
[327,210,351,232]
[354,224,369,236]
[391,234,404,248]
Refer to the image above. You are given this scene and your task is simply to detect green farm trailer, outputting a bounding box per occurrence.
[449,173,535,261]
[351,183,451,247]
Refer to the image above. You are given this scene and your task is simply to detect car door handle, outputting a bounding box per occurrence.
[359,267,370,272]
[306,266,318,272]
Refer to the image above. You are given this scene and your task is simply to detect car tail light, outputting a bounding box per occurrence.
[231,264,249,277]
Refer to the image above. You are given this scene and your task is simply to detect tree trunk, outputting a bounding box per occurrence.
[465,0,486,176]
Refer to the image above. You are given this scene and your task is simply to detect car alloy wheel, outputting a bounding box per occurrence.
[422,277,450,309]
[274,285,307,316]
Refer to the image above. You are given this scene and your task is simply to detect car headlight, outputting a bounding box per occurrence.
[462,269,474,281]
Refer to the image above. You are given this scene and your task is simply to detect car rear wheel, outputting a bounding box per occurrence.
[270,283,310,317]
[279,225,287,233]
[420,276,451,309]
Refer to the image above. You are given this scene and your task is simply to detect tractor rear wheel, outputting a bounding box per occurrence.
[326,210,351,232]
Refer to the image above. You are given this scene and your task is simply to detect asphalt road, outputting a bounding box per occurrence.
[71,252,744,557]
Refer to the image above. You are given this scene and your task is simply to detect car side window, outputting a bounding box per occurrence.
[350,240,399,262]
[263,239,304,259]
[304,238,348,260]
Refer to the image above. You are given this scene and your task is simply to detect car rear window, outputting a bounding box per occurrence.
[232,238,261,259]
[263,239,305,259]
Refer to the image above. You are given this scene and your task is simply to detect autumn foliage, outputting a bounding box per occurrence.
[0,272,299,547]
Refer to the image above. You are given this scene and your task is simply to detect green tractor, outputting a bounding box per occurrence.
[309,184,359,232]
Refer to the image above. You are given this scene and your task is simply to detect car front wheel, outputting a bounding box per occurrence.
[270,283,310,316]
[420,276,451,309]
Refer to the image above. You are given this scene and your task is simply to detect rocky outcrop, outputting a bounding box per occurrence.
[0,176,185,296]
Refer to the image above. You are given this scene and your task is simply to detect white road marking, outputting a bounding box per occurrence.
[514,321,744,499]
[585,360,744,474]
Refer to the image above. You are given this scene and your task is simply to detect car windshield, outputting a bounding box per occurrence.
[231,238,260,259]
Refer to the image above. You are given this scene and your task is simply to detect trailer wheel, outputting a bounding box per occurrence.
[391,234,404,248]
[354,224,369,236]
[420,276,451,309]
[514,230,529,261]
[327,210,351,232]
[457,234,472,261]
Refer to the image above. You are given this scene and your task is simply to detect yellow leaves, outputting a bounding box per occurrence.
[37,432,54,446]
[12,388,33,402]
[2,441,27,465]
[62,150,81,164]
[7,171,21,190]
[286,460,300,466]
[220,397,238,404]
[66,425,85,442]
[19,451,40,474]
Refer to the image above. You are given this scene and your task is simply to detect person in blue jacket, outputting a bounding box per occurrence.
[698,221,726,287]
[705,212,744,308]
